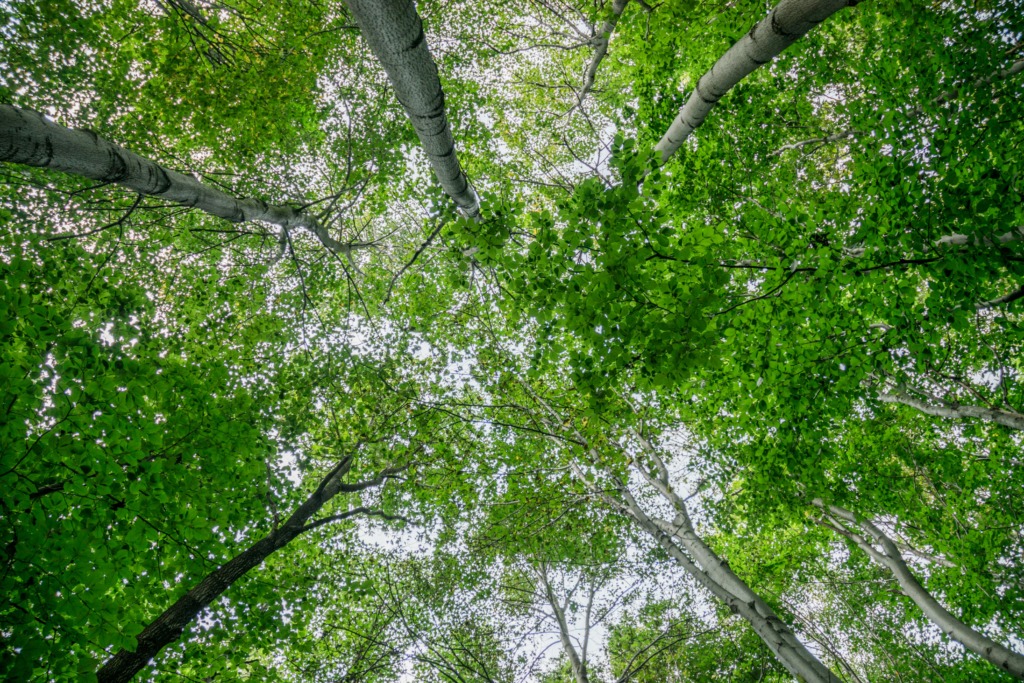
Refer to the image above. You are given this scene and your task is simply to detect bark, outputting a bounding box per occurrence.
[96,458,406,683]
[518,383,841,683]
[937,226,1024,247]
[578,0,630,101]
[816,501,1024,679]
[629,493,841,682]
[0,105,364,254]
[640,513,842,683]
[344,0,480,216]
[655,0,857,162]
[537,564,591,683]
[878,388,1024,431]
[978,286,1024,310]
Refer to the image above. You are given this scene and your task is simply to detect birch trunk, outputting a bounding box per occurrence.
[625,502,842,683]
[878,389,1024,431]
[817,501,1024,679]
[617,430,842,681]
[0,105,361,254]
[655,0,857,162]
[518,381,841,683]
[537,565,591,683]
[578,0,630,100]
[344,0,480,216]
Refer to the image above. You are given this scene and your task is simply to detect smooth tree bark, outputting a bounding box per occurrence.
[618,432,842,683]
[577,0,630,102]
[655,0,859,162]
[878,386,1024,431]
[535,563,592,683]
[815,500,1024,679]
[520,384,843,683]
[96,456,410,683]
[0,105,365,254]
[937,226,1024,247]
[344,0,480,217]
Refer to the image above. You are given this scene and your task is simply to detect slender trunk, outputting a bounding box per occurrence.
[537,565,590,683]
[344,0,480,216]
[623,501,842,683]
[97,459,356,683]
[0,105,361,254]
[655,0,858,162]
[818,501,1024,679]
[518,381,841,682]
[578,0,630,100]
[937,226,1024,248]
[878,389,1024,431]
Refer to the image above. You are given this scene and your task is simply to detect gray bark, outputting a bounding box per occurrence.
[0,105,364,254]
[618,428,841,682]
[937,226,1024,247]
[635,508,842,683]
[344,0,480,216]
[878,388,1024,431]
[536,564,591,683]
[655,0,857,162]
[578,0,630,101]
[519,383,841,683]
[816,501,1024,679]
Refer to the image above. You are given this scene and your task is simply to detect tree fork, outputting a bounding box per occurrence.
[816,500,1024,679]
[95,456,408,683]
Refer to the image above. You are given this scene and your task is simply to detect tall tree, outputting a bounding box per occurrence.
[343,0,480,216]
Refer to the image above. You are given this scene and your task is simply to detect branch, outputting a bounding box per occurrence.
[877,387,1024,431]
[0,105,370,256]
[976,284,1024,310]
[301,507,412,533]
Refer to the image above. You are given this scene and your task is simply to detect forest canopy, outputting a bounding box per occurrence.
[1,0,1023,681]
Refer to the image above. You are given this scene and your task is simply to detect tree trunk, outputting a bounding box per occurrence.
[519,381,841,683]
[0,105,362,254]
[878,389,1024,431]
[537,564,591,683]
[97,458,358,683]
[623,501,842,683]
[578,0,630,101]
[344,0,480,216]
[818,501,1024,679]
[655,0,858,162]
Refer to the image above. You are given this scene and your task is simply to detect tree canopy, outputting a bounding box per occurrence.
[2,0,1023,681]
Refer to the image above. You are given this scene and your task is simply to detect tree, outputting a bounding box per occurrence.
[3,0,1024,680]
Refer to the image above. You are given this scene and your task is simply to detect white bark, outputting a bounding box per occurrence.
[517,382,842,683]
[619,495,842,683]
[536,564,591,683]
[578,0,630,101]
[626,457,842,682]
[878,388,1024,431]
[937,226,1024,248]
[816,501,1024,679]
[0,105,365,254]
[655,0,857,162]
[344,0,480,217]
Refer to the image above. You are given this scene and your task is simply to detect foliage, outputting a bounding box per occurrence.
[2,0,1024,681]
